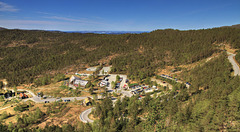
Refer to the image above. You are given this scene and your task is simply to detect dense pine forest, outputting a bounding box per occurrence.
[0,27,240,86]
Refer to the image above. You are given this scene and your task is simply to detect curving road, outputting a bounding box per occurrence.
[227,52,240,76]
[79,107,94,123]
[80,74,131,123]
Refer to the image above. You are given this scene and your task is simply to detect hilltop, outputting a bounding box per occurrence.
[222,24,240,29]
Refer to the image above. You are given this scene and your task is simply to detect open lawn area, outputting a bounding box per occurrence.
[32,81,91,98]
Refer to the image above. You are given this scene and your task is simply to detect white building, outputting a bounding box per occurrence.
[69,75,88,87]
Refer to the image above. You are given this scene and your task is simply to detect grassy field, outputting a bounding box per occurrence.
[30,81,91,97]
[0,100,92,128]
[0,98,20,109]
[0,100,35,124]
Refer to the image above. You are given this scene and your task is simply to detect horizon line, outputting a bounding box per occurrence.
[1,23,239,32]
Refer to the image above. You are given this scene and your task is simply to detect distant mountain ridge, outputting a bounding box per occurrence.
[0,24,239,34]
[64,31,150,34]
[0,27,149,34]
[222,24,240,29]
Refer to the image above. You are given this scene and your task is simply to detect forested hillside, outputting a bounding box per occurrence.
[0,54,239,131]
[235,50,240,64]
[0,27,240,86]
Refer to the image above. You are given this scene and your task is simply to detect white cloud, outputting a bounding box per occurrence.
[0,19,70,25]
[0,18,147,31]
[36,11,107,26]
[36,11,55,16]
[0,19,76,30]
[0,2,18,12]
[45,16,104,25]
[0,19,108,31]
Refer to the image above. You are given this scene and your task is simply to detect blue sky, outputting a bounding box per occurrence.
[0,0,239,31]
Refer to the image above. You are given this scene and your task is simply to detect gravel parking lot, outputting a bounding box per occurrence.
[99,66,111,75]
[86,67,97,71]
[105,74,131,97]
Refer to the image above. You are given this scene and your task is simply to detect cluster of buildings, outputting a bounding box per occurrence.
[0,90,29,99]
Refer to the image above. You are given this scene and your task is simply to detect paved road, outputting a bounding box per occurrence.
[227,52,240,76]
[80,74,132,123]
[29,96,90,103]
[79,107,94,123]
[3,88,90,103]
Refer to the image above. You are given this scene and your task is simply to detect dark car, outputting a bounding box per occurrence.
[64,99,71,102]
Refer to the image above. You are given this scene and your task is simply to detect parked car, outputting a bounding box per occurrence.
[119,77,123,82]
[64,99,71,102]
[116,83,120,86]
